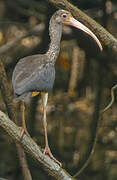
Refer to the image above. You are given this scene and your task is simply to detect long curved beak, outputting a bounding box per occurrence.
[64,17,103,51]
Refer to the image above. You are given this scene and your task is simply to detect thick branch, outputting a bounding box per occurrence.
[0,110,76,180]
[48,0,117,55]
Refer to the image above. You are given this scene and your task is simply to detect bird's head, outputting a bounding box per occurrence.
[54,10,102,51]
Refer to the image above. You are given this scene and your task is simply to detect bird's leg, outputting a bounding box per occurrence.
[41,92,61,166]
[42,93,50,151]
[20,100,30,138]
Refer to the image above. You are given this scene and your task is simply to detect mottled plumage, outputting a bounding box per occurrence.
[12,54,55,99]
[11,9,102,165]
[12,10,68,101]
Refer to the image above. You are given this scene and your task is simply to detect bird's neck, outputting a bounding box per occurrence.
[46,21,62,64]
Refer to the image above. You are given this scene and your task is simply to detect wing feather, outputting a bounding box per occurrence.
[12,54,55,95]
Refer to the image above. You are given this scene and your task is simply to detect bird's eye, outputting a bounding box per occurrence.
[62,14,67,18]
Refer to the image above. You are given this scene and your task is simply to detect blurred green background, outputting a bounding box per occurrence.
[0,0,117,179]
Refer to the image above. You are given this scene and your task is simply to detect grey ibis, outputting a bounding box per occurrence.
[12,9,102,165]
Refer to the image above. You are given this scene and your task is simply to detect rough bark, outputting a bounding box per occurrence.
[0,110,77,180]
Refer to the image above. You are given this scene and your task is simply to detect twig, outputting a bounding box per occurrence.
[74,60,103,177]
[0,110,77,180]
[48,0,117,55]
[73,116,101,178]
[101,84,117,113]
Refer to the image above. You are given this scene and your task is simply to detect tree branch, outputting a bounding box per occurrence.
[0,60,32,180]
[48,0,117,55]
[0,110,77,180]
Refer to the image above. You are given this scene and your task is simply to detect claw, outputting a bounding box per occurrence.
[43,146,62,166]
[19,127,30,139]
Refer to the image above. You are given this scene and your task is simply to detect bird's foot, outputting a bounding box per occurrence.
[19,127,30,139]
[43,146,62,166]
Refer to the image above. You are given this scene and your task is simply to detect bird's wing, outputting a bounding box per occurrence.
[12,54,55,95]
[12,54,46,82]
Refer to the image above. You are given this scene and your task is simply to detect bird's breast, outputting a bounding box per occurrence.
[37,64,55,92]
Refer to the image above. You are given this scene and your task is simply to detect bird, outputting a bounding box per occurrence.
[12,9,102,166]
